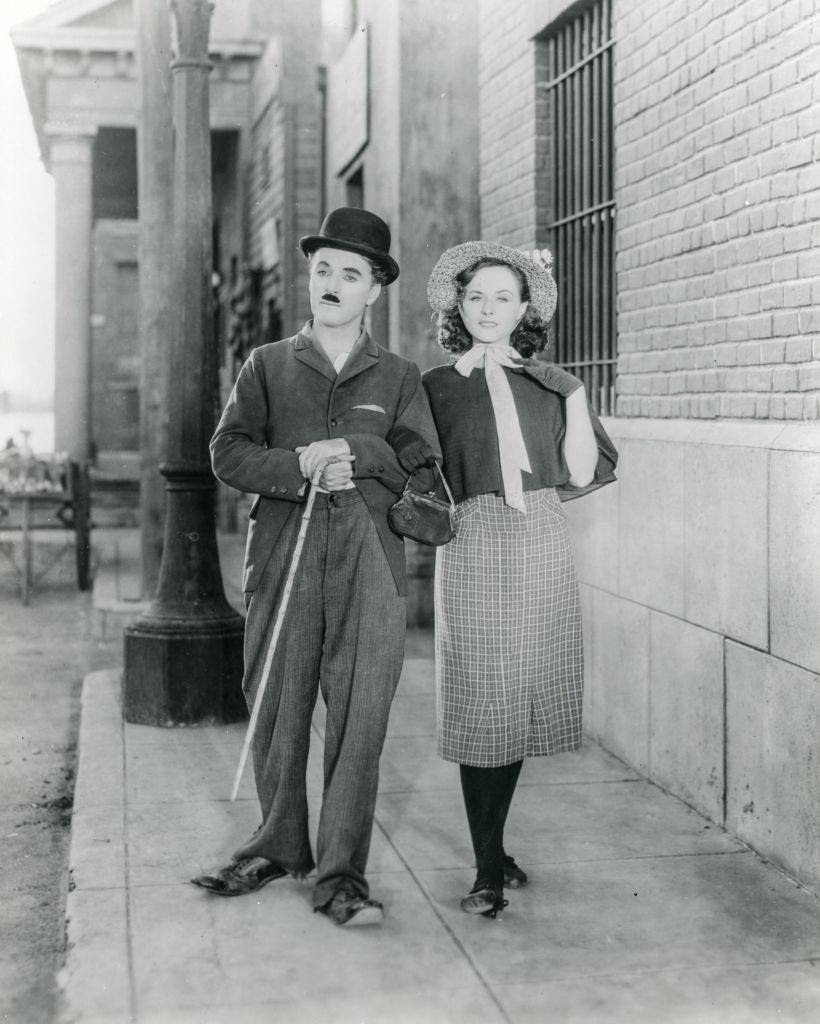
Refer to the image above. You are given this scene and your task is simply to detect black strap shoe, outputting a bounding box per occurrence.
[190,856,287,896]
[502,853,528,889]
[460,879,508,919]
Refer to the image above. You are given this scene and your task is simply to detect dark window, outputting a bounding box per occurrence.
[541,0,616,415]
[93,128,138,220]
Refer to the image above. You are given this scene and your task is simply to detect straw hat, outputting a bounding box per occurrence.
[427,241,557,323]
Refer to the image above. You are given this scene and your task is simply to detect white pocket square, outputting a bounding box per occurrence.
[353,404,386,414]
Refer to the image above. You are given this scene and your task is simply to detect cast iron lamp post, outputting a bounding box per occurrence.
[123,0,245,725]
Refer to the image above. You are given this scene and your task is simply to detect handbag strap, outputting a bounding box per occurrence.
[407,462,456,511]
[433,462,456,511]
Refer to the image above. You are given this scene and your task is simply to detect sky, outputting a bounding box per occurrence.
[0,0,56,403]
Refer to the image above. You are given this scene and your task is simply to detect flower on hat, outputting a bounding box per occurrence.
[528,249,554,271]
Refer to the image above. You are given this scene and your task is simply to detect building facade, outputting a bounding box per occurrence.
[320,0,479,371]
[478,0,819,891]
[12,0,322,468]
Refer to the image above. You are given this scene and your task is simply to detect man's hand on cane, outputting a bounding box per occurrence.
[296,439,355,491]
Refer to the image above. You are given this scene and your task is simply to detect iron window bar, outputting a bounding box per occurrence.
[543,0,616,416]
[539,38,615,92]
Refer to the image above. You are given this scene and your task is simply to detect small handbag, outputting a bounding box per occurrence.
[388,463,456,546]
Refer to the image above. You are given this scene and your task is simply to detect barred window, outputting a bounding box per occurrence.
[541,0,616,415]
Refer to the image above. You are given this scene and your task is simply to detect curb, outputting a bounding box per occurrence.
[58,669,132,1024]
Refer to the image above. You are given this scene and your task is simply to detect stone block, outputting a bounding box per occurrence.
[726,641,820,893]
[564,480,619,592]
[616,438,685,617]
[771,423,820,453]
[770,449,820,674]
[579,584,598,736]
[683,441,769,647]
[649,612,725,823]
[588,590,651,773]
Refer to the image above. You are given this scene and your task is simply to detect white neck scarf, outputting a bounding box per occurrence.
[454,343,531,513]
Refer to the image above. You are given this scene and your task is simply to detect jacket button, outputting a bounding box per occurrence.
[331,418,337,426]
[367,464,377,473]
[378,465,384,472]
[279,486,288,494]
[270,486,277,492]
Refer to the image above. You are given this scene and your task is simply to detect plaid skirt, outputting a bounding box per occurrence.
[434,487,583,767]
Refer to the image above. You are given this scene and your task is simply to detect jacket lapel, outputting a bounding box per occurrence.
[335,332,380,386]
[294,330,337,383]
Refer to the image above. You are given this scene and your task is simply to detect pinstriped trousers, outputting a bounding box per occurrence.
[233,489,406,908]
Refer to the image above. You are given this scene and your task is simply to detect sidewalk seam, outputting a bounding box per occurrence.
[311,720,513,1022]
[371,814,514,1024]
[121,693,138,1024]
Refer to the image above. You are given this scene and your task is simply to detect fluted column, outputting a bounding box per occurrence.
[123,0,245,726]
[47,125,96,459]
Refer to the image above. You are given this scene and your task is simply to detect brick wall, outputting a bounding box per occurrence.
[478,0,819,419]
[615,0,820,419]
[478,0,542,248]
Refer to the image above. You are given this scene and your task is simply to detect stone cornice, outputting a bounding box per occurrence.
[11,25,264,60]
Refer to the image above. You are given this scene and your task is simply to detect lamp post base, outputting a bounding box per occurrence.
[122,463,247,725]
[124,618,246,725]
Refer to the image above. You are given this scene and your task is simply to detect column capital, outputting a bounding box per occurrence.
[170,0,214,69]
[45,124,98,167]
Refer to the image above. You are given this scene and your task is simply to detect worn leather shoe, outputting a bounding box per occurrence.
[190,856,287,896]
[503,853,528,889]
[316,887,384,927]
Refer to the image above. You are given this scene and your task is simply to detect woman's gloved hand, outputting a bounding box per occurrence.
[388,426,440,472]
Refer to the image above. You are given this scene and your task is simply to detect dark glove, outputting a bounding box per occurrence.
[525,360,584,398]
[388,426,440,472]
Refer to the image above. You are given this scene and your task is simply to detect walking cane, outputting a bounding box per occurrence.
[230,470,322,801]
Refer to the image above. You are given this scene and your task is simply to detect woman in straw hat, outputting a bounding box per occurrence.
[421,242,617,919]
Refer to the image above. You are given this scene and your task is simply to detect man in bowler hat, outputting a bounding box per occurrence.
[192,208,440,926]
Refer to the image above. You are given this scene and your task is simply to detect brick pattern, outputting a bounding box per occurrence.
[615,0,820,419]
[478,0,542,248]
[477,0,819,419]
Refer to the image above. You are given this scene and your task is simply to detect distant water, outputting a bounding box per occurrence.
[0,411,55,454]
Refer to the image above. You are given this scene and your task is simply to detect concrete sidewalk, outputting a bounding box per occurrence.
[62,627,819,1024]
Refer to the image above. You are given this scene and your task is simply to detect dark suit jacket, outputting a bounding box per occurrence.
[210,326,441,596]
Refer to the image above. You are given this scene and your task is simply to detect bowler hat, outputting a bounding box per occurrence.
[299,207,400,284]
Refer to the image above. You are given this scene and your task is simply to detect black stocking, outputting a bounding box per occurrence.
[459,760,523,888]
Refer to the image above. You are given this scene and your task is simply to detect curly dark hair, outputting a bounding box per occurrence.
[435,259,549,358]
[364,257,393,287]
